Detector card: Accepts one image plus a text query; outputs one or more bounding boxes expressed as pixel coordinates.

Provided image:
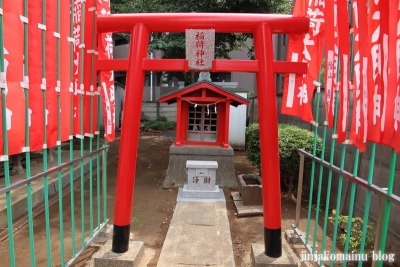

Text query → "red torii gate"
[96,13,309,258]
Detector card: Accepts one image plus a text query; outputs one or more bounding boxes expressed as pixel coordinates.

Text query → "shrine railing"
[292,88,399,267]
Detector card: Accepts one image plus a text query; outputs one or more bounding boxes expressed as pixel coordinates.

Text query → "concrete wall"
[255,91,400,259]
[142,102,177,122]
[228,48,256,92]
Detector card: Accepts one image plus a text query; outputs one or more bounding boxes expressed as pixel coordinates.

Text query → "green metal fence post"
[41,1,53,266]
[22,1,37,265]
[312,118,327,251]
[56,0,66,264]
[68,0,76,257]
[103,140,108,223]
[0,1,16,265]
[79,0,87,248]
[357,143,377,267]
[304,83,321,251]
[376,151,397,267]
[97,95,101,229]
[88,0,97,238]
[320,86,340,265]
[330,143,350,267]
[342,149,360,267]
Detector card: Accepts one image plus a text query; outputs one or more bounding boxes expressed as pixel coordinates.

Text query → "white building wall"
[229,92,248,149]
[228,49,256,92]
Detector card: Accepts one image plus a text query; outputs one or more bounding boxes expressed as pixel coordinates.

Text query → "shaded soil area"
[0,132,308,267]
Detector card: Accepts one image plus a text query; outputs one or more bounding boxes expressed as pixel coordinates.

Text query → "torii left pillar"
[111,23,149,252]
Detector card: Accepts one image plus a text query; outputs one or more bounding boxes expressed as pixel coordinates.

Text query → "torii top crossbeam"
[97,13,308,34]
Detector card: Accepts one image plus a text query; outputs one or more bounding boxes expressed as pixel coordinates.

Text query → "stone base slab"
[251,243,300,267]
[231,192,263,217]
[284,230,303,245]
[182,184,222,198]
[94,240,144,267]
[177,187,225,202]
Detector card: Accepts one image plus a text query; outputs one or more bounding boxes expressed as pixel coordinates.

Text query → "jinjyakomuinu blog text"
[300,251,395,263]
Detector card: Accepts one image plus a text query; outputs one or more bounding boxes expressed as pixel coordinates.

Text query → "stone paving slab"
[157,200,235,267]
[231,191,263,217]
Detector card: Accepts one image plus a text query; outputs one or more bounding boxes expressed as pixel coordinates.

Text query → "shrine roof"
[158,81,249,107]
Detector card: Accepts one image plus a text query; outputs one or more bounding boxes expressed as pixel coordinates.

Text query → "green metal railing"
[293,88,399,266]
[0,145,110,266]
[0,1,110,266]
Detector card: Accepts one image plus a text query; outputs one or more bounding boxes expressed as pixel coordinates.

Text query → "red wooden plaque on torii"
[96,13,309,258]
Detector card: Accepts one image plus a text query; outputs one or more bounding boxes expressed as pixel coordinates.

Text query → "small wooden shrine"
[158,81,249,148]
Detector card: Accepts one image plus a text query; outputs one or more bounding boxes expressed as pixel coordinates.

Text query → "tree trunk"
[286,173,295,197]
[191,72,195,84]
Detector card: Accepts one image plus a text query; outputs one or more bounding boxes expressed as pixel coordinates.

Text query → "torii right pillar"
[255,23,284,257]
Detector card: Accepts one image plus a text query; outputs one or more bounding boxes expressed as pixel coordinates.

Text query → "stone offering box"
[186,160,218,190]
[182,160,222,199]
[236,174,262,206]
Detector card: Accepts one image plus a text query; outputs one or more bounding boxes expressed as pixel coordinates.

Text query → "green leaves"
[141,116,176,130]
[329,209,375,256]
[245,123,323,178]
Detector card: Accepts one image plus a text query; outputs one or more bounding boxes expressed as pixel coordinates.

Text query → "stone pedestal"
[94,240,144,267]
[93,224,113,245]
[164,144,237,188]
[251,244,300,267]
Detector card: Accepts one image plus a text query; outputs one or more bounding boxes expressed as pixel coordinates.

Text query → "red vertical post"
[254,23,282,257]
[224,100,231,148]
[112,23,150,253]
[175,98,182,146]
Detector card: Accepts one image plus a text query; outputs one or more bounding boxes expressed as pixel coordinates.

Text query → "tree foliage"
[110,0,293,59]
[245,123,323,196]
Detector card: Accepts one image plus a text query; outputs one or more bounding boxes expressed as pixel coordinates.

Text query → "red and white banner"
[97,0,115,142]
[84,0,98,137]
[60,0,72,142]
[336,0,351,142]
[382,0,400,150]
[46,0,58,148]
[349,0,369,152]
[281,0,325,123]
[394,0,400,152]
[0,0,25,156]
[28,0,45,152]
[73,0,83,137]
[324,0,339,128]
[367,0,387,143]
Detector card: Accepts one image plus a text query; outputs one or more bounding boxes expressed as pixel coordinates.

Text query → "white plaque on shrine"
[185,29,215,71]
